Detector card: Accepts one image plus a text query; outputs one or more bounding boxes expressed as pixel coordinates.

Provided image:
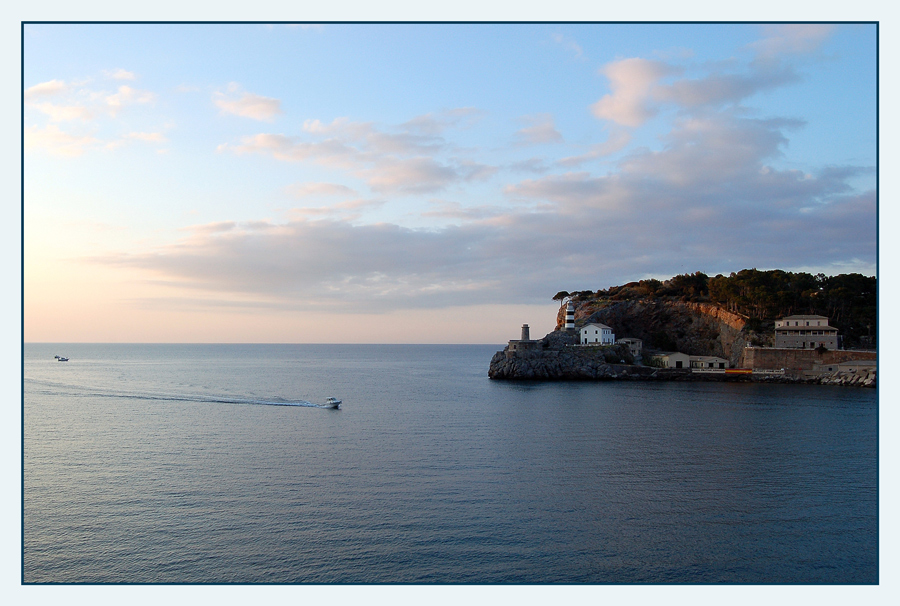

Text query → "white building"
[580,323,615,345]
[650,352,691,369]
[774,315,839,349]
[689,355,729,370]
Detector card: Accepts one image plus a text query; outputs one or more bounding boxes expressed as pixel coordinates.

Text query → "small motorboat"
[322,397,341,409]
[54,355,69,362]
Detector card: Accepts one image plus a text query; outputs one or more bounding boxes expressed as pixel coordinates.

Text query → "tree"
[553,291,571,308]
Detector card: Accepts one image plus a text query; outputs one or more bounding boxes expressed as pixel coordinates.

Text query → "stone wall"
[740,347,877,372]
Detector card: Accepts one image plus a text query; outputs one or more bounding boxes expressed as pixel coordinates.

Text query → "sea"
[23,343,878,584]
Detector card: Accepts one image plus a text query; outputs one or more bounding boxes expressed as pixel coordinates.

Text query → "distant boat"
[54,355,69,362]
[322,397,341,409]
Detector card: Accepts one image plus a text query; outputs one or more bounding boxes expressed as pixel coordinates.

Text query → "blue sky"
[23,22,877,343]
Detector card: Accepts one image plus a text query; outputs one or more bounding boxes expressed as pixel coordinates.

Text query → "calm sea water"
[23,343,877,584]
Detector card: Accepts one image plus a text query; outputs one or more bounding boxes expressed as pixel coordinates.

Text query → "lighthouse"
[565,301,575,330]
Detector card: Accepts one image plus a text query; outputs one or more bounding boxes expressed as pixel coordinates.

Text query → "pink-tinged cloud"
[222,116,495,195]
[105,85,155,112]
[91,108,874,314]
[24,79,68,101]
[33,103,93,122]
[24,124,99,157]
[591,58,679,127]
[362,157,458,194]
[214,90,283,121]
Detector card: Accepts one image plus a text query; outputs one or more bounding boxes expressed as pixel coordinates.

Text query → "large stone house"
[774,315,839,349]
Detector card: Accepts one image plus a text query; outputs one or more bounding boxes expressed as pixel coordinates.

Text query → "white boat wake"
[25,378,338,409]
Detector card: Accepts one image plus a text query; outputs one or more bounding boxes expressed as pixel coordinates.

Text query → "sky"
[23,22,877,343]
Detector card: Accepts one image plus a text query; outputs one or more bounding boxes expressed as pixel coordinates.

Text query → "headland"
[489,270,876,387]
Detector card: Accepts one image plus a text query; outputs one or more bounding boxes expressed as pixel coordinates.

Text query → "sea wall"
[489,334,876,387]
[740,347,877,372]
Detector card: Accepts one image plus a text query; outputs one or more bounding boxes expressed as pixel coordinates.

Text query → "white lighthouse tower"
[565,301,575,330]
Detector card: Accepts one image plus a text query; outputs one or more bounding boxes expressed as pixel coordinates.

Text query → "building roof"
[779,314,829,320]
[580,323,612,330]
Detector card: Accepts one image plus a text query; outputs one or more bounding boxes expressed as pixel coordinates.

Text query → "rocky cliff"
[488,341,637,380]
[556,299,753,368]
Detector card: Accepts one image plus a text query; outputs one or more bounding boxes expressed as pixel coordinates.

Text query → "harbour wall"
[740,347,877,373]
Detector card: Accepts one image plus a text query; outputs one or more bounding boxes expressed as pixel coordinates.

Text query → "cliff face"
[556,299,751,367]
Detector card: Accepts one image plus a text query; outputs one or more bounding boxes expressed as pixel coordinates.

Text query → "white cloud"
[32,103,92,122]
[105,85,155,112]
[24,124,99,157]
[213,85,283,121]
[104,68,136,80]
[25,79,68,101]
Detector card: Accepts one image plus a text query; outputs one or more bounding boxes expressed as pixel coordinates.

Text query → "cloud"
[25,79,68,101]
[104,68,136,80]
[362,156,459,194]
[749,24,836,59]
[285,182,358,199]
[213,84,283,121]
[591,50,816,131]
[302,117,445,155]
[551,32,584,59]
[655,65,800,109]
[591,58,679,127]
[32,103,93,122]
[286,198,387,222]
[513,114,564,146]
[95,109,873,314]
[105,85,155,113]
[25,124,99,156]
[222,112,496,195]
[557,129,632,166]
[401,107,484,136]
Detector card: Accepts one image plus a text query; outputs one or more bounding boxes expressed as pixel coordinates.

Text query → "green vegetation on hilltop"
[557,269,876,349]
